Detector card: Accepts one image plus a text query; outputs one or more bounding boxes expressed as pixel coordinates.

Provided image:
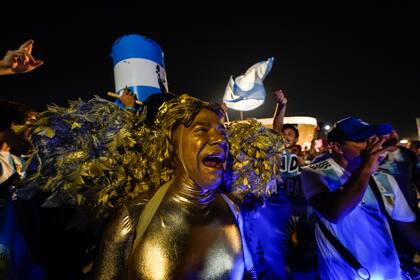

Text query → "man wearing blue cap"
[301,117,420,280]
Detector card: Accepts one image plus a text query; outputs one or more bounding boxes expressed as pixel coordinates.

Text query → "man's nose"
[210,130,227,147]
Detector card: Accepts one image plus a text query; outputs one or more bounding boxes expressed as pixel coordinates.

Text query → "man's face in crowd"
[172,108,228,190]
[0,142,10,152]
[340,140,368,165]
[283,128,298,147]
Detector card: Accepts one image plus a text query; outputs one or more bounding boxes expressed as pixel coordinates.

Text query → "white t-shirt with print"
[302,158,416,280]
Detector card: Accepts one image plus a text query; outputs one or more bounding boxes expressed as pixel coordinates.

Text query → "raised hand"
[361,136,393,174]
[273,89,287,105]
[0,40,44,75]
[119,88,136,109]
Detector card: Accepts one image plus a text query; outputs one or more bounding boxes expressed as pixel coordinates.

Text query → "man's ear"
[170,124,182,170]
[329,142,343,154]
[170,149,178,169]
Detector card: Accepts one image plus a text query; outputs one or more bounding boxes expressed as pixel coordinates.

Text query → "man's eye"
[195,127,208,132]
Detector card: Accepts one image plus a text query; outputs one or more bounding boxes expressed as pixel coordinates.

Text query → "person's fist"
[120,90,136,108]
[273,89,287,105]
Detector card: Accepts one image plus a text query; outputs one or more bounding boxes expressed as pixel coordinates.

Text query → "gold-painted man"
[92,95,255,280]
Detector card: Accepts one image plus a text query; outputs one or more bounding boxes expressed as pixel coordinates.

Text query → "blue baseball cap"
[327,117,393,142]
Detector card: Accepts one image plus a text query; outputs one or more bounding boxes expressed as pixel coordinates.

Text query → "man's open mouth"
[203,153,226,169]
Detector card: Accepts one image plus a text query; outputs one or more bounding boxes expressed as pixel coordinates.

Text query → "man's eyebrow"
[192,122,225,131]
[192,122,211,127]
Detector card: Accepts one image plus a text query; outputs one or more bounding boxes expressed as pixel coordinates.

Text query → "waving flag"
[223,57,274,111]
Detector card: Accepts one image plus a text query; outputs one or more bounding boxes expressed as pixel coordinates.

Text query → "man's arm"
[303,166,372,223]
[272,89,287,133]
[305,126,320,162]
[303,137,390,223]
[91,205,135,280]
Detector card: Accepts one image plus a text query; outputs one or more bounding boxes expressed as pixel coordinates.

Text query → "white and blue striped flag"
[111,34,168,102]
[223,57,274,111]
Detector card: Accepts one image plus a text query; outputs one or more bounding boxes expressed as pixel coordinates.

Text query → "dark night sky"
[2,4,419,138]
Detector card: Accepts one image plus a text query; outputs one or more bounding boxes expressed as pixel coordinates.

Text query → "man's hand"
[273,89,287,105]
[0,40,44,75]
[221,102,228,113]
[361,136,393,174]
[120,90,136,109]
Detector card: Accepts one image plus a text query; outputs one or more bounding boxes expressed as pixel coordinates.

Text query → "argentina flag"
[223,57,274,111]
[111,34,168,102]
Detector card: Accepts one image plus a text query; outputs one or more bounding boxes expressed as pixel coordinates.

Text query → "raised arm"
[272,89,287,133]
[305,126,320,162]
[302,137,389,223]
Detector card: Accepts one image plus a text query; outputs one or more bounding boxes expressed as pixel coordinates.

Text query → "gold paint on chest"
[128,196,244,280]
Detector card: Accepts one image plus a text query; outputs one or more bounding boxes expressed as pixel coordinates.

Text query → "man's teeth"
[206,155,224,162]
[203,155,225,168]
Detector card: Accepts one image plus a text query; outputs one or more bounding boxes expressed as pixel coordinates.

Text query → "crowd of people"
[1,39,419,280]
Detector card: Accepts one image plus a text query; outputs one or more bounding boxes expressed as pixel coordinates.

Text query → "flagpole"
[225,111,230,123]
[221,102,230,123]
[272,103,279,119]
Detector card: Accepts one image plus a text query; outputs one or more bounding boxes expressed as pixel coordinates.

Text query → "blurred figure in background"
[0,40,44,279]
[379,130,420,276]
[410,140,420,157]
[380,130,419,213]
[243,89,318,279]
[0,100,35,158]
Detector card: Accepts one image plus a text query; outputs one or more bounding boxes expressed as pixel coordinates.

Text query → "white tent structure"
[232,116,318,151]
